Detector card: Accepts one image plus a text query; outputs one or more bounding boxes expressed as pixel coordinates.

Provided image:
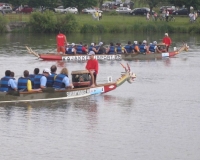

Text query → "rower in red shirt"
[86,51,99,87]
[162,33,172,52]
[56,31,67,54]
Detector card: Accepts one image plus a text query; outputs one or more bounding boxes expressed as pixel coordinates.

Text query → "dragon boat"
[0,64,136,104]
[26,43,189,61]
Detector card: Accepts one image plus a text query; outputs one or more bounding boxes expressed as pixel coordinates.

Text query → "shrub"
[29,11,57,33]
[188,25,200,33]
[80,24,96,33]
[142,24,157,33]
[56,14,78,33]
[108,11,119,16]
[130,23,143,32]
[96,24,106,33]
[109,26,123,33]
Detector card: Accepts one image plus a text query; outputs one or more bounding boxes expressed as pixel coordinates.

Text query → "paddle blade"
[127,63,130,71]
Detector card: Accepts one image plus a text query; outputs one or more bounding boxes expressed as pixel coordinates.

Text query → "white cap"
[43,68,51,75]
[99,42,103,46]
[91,43,94,46]
[134,41,137,44]
[143,40,147,44]
[153,41,157,45]
[71,43,75,47]
[88,51,95,56]
[165,33,168,36]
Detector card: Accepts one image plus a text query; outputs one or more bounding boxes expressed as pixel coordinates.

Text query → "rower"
[53,68,73,90]
[34,68,51,89]
[0,70,17,92]
[18,70,41,92]
[46,65,57,87]
[29,68,39,87]
[106,42,116,54]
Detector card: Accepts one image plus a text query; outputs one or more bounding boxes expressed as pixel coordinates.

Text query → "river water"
[0,33,200,160]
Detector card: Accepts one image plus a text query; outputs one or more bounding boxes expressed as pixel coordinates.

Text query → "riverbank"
[2,13,200,33]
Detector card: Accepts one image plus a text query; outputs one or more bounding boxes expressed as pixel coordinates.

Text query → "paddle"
[26,46,40,58]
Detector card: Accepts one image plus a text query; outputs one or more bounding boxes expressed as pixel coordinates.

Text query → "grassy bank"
[77,14,200,33]
[3,12,200,34]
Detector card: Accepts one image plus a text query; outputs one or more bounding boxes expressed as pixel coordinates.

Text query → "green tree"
[30,11,57,33]
[99,0,104,10]
[140,0,160,13]
[28,0,58,8]
[5,0,29,6]
[168,0,200,11]
[61,0,98,13]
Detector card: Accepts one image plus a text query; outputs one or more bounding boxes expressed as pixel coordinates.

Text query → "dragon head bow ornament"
[120,63,136,84]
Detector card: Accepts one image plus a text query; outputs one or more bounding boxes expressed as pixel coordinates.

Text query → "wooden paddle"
[26,46,40,58]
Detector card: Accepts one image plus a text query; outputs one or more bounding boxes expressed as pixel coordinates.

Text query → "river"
[0,33,200,160]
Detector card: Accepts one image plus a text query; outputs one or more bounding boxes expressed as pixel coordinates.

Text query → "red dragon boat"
[0,64,136,104]
[26,43,189,61]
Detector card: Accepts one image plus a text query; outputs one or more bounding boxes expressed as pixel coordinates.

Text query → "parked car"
[172,8,188,15]
[160,6,175,14]
[42,7,55,12]
[116,7,131,14]
[123,0,134,9]
[102,1,111,7]
[0,6,12,13]
[54,6,66,13]
[65,7,78,14]
[130,7,154,15]
[102,1,114,8]
[82,8,103,14]
[17,6,33,13]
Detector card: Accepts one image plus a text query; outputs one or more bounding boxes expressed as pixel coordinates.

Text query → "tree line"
[1,0,200,13]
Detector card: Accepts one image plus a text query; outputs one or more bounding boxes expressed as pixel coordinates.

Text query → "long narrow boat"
[0,64,136,104]
[26,43,189,61]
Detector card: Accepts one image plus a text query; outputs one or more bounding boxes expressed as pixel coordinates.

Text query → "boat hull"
[0,83,117,103]
[39,51,178,61]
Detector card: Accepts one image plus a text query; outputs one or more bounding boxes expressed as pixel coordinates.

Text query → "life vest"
[125,45,132,53]
[76,45,83,54]
[46,73,57,87]
[67,47,73,54]
[108,46,115,54]
[97,46,104,54]
[88,45,93,52]
[149,44,156,52]
[29,74,35,86]
[53,74,67,89]
[134,45,140,52]
[56,33,65,46]
[139,44,146,53]
[116,46,122,54]
[33,74,43,89]
[17,77,29,91]
[95,45,100,51]
[131,44,135,51]
[0,76,13,92]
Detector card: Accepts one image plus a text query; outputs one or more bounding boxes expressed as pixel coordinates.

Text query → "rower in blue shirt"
[0,70,17,92]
